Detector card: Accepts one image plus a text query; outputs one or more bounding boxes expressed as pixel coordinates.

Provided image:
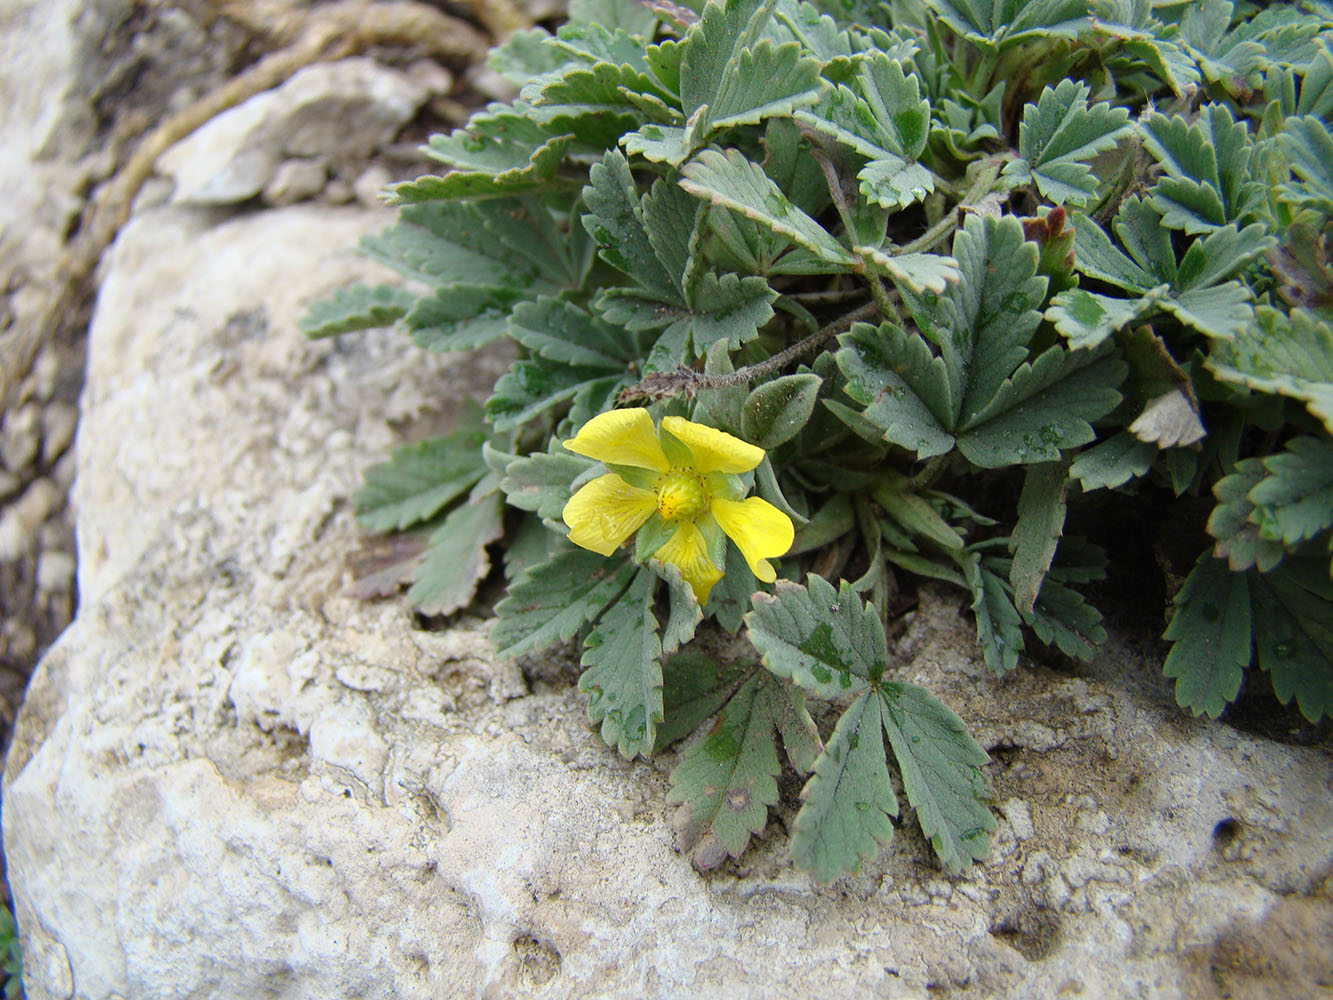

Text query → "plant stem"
[908,453,951,492]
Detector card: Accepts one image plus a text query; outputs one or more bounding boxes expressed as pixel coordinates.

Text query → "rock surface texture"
[4,197,1333,998]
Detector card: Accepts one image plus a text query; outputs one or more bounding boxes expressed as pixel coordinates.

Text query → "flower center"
[656,468,708,522]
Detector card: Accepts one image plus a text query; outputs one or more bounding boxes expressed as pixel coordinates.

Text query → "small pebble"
[0,477,60,561]
[1,402,41,472]
[36,550,76,594]
[263,158,328,207]
[29,350,61,404]
[0,469,19,501]
[2,621,36,662]
[42,402,78,465]
[406,59,453,96]
[353,164,391,208]
[323,179,354,204]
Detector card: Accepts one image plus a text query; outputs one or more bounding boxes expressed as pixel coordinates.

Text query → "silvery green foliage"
[307,0,1333,881]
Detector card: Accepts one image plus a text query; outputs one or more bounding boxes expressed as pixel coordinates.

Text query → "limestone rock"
[5,201,1333,1000]
[157,58,428,206]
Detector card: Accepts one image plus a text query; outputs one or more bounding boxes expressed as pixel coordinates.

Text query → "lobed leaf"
[1004,79,1132,205]
[408,493,505,616]
[1163,554,1252,718]
[300,284,415,338]
[580,568,665,758]
[1207,306,1333,434]
[492,549,637,659]
[354,409,489,532]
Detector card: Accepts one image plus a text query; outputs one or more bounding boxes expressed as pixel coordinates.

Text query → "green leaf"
[679,148,858,269]
[1046,287,1164,350]
[403,285,522,353]
[395,104,575,201]
[956,344,1127,468]
[668,671,817,868]
[1248,437,1333,547]
[568,0,659,36]
[795,53,935,210]
[361,200,574,291]
[905,214,1048,425]
[510,296,639,368]
[1024,575,1107,660]
[300,284,415,338]
[746,575,886,699]
[1163,554,1252,718]
[354,408,489,532]
[408,493,505,616]
[487,356,631,432]
[581,150,682,299]
[579,568,664,758]
[683,272,778,354]
[870,473,966,552]
[837,322,955,459]
[1207,306,1333,435]
[492,549,637,659]
[1010,461,1068,615]
[499,445,595,523]
[1279,115,1333,216]
[855,247,961,296]
[742,373,822,449]
[679,0,822,140]
[655,652,753,751]
[880,682,994,872]
[791,690,897,882]
[961,552,1024,674]
[1252,561,1333,722]
[922,0,1089,50]
[1140,104,1263,232]
[1070,431,1157,491]
[1003,79,1133,205]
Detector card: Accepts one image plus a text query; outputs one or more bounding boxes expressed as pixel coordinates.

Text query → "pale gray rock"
[0,402,40,471]
[262,158,328,207]
[158,58,428,205]
[5,201,1333,1000]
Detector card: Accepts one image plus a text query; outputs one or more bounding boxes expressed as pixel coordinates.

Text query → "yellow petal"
[710,496,794,583]
[660,416,764,474]
[563,474,657,556]
[564,408,669,472]
[654,521,724,604]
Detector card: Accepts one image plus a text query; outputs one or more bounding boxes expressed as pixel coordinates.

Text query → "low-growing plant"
[305,0,1333,880]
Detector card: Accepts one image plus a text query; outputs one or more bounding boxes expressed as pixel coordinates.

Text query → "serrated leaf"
[360,200,573,291]
[956,345,1127,468]
[855,247,961,295]
[499,446,596,522]
[742,373,822,449]
[870,473,966,552]
[923,0,1089,50]
[1163,554,1252,718]
[300,284,415,338]
[1070,431,1156,490]
[1026,577,1107,659]
[579,568,664,758]
[582,149,681,299]
[1248,437,1333,547]
[1010,461,1068,615]
[487,356,631,432]
[668,671,814,867]
[655,652,753,750]
[1046,287,1164,349]
[492,549,637,659]
[795,53,934,211]
[746,575,887,699]
[1251,560,1333,722]
[408,493,505,616]
[1140,104,1263,232]
[961,553,1024,674]
[790,690,897,882]
[403,285,522,352]
[1003,79,1132,205]
[684,271,778,354]
[510,296,639,368]
[706,40,824,134]
[569,0,659,35]
[1207,306,1333,434]
[880,682,994,872]
[905,214,1048,424]
[355,409,489,532]
[837,321,956,459]
[679,148,859,268]
[1279,115,1333,216]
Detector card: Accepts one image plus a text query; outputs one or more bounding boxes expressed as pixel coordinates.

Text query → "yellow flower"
[561,408,795,604]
